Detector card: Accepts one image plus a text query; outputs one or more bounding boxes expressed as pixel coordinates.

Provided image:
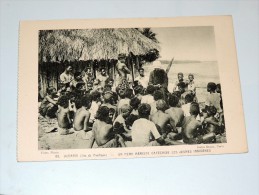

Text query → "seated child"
[202,106,221,143]
[182,102,215,144]
[73,94,92,138]
[89,91,101,124]
[101,92,117,122]
[117,88,133,115]
[150,100,175,135]
[182,93,194,117]
[130,97,141,116]
[131,103,165,147]
[56,95,73,135]
[150,90,164,115]
[165,94,184,133]
[113,104,132,138]
[90,106,125,148]
[133,85,144,101]
[39,87,58,119]
[205,82,222,114]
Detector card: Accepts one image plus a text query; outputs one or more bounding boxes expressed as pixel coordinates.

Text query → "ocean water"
[142,61,220,103]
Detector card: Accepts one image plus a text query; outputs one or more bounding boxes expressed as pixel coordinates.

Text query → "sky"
[152,26,217,61]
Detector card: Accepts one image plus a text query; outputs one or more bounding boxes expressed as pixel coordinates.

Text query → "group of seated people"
[39,68,225,148]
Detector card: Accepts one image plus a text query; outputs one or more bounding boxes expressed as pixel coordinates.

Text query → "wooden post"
[127,53,134,83]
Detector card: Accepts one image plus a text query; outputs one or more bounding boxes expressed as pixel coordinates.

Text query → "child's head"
[103,85,112,93]
[134,85,144,95]
[185,94,194,104]
[216,83,221,93]
[121,104,132,118]
[188,73,194,81]
[95,106,110,122]
[146,85,155,95]
[75,82,85,91]
[189,102,200,116]
[125,114,139,129]
[91,91,101,102]
[207,106,217,117]
[47,87,57,96]
[138,103,151,118]
[156,99,167,112]
[207,82,217,92]
[107,78,114,86]
[125,88,133,99]
[86,82,93,91]
[153,90,163,101]
[130,97,141,110]
[74,72,81,81]
[57,95,69,108]
[118,89,126,99]
[138,68,144,77]
[168,94,179,107]
[172,91,181,99]
[74,96,83,109]
[178,72,184,82]
[118,53,126,63]
[81,94,92,109]
[103,91,114,104]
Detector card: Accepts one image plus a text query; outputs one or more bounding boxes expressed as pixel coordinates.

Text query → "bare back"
[92,120,113,146]
[150,111,171,134]
[165,107,184,127]
[182,116,201,139]
[73,107,90,131]
[205,116,219,133]
[57,107,71,128]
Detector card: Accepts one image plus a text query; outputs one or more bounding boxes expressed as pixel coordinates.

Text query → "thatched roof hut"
[39,28,160,63]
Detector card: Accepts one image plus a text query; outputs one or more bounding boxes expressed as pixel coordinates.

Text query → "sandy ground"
[38,115,93,150]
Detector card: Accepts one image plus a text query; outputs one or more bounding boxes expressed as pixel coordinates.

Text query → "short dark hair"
[207,106,217,116]
[125,88,133,99]
[74,96,83,109]
[130,97,141,110]
[185,94,194,103]
[95,106,110,122]
[46,87,56,95]
[81,94,92,108]
[57,95,69,108]
[134,85,144,95]
[125,114,139,127]
[91,91,101,101]
[118,89,126,99]
[153,90,163,101]
[207,82,217,91]
[168,94,179,107]
[172,91,181,99]
[138,103,151,118]
[138,68,144,72]
[190,102,200,116]
[146,85,155,95]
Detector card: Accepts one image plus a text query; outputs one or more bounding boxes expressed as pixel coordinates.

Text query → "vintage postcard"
[18,16,248,161]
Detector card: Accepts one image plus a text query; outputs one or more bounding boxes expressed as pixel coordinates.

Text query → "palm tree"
[140,28,159,43]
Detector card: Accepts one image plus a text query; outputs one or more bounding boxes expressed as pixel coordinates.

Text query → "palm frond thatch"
[39,28,160,63]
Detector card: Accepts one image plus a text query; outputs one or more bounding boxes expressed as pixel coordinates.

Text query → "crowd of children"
[39,68,225,148]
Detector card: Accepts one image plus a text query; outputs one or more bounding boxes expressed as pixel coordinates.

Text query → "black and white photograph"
[38,26,227,150]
